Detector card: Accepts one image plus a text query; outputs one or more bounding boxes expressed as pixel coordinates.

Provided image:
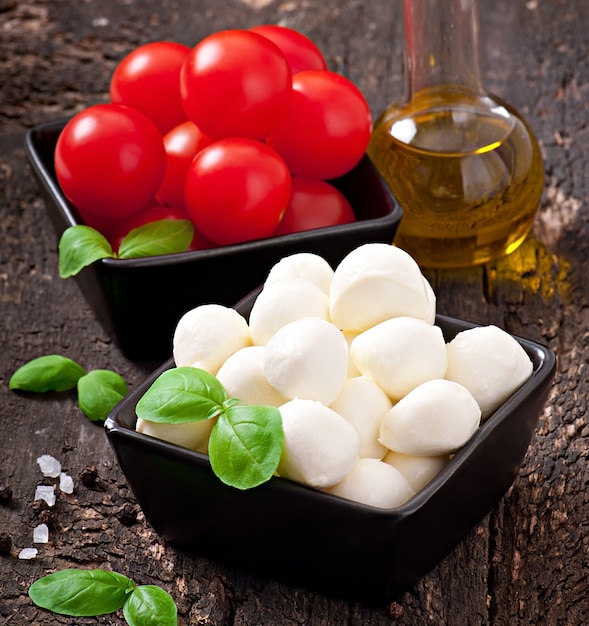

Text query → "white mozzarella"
[379,379,481,456]
[278,398,360,488]
[173,304,251,374]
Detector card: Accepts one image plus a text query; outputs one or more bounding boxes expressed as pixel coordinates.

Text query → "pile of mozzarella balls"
[136,243,534,508]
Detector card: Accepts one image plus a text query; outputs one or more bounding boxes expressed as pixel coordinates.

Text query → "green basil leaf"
[28,568,133,616]
[123,585,178,626]
[58,225,115,278]
[77,369,129,422]
[118,219,194,259]
[209,404,284,490]
[136,367,226,424]
[9,355,86,392]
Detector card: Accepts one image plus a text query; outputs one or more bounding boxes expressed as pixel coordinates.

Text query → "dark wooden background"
[1,0,588,624]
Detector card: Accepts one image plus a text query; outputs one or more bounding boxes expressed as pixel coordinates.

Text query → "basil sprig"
[117,219,194,259]
[77,369,129,422]
[8,355,85,392]
[123,584,178,626]
[29,568,177,625]
[136,367,227,423]
[58,225,114,278]
[59,219,195,278]
[136,367,284,490]
[9,355,127,422]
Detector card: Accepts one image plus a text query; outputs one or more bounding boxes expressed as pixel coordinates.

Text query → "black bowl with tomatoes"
[25,118,402,361]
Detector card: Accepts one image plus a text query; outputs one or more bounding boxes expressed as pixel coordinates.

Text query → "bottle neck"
[404,0,483,99]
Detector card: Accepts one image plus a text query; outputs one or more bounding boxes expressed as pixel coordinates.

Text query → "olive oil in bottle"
[368,0,544,268]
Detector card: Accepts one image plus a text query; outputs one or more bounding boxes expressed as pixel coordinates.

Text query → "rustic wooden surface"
[1,0,588,624]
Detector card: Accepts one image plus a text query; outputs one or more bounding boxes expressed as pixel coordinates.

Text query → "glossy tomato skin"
[274,177,356,235]
[180,29,292,140]
[266,70,372,180]
[249,24,328,74]
[108,204,215,253]
[75,210,122,240]
[55,104,167,220]
[156,121,215,210]
[110,41,191,135]
[184,138,291,246]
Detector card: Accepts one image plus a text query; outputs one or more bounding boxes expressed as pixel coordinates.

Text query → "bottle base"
[393,220,535,269]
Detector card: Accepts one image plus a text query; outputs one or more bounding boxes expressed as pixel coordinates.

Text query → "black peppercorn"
[0,533,11,555]
[79,466,98,487]
[116,503,138,526]
[388,602,404,619]
[31,498,50,515]
[38,509,55,527]
[0,484,12,505]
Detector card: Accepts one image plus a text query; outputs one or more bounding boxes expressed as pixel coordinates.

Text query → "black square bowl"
[25,118,402,361]
[104,291,556,603]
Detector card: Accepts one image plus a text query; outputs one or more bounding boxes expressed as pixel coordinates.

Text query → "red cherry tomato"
[180,29,292,140]
[55,104,167,220]
[184,138,291,245]
[266,70,372,180]
[249,24,328,74]
[274,177,356,235]
[156,121,215,210]
[75,210,122,240]
[76,193,161,239]
[110,41,191,135]
[108,204,215,253]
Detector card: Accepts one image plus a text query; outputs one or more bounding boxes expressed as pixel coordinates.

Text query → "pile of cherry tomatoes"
[54,26,373,250]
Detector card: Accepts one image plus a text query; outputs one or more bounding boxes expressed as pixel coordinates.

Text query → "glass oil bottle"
[367,0,544,268]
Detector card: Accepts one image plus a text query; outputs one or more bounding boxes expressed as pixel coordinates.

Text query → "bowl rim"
[104,312,556,516]
[24,118,404,270]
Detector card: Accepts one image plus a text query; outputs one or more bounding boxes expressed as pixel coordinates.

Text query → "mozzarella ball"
[445,325,534,420]
[264,252,334,294]
[383,450,449,492]
[248,278,329,346]
[330,376,391,459]
[216,346,287,407]
[350,317,447,399]
[324,458,415,508]
[329,243,434,332]
[379,379,481,456]
[278,398,360,488]
[264,317,348,406]
[173,304,251,374]
[136,417,214,454]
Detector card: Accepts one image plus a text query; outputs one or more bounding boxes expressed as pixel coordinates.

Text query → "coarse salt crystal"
[18,548,38,560]
[33,523,49,544]
[37,454,62,478]
[59,472,74,494]
[34,485,56,507]
[92,16,109,27]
